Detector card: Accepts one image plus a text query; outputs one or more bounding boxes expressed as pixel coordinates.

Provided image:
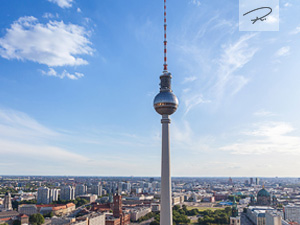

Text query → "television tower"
[153,0,178,225]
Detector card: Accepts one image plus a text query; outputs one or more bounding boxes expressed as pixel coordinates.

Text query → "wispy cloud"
[284,2,292,7]
[172,120,214,152]
[181,92,211,115]
[0,16,93,67]
[182,76,197,84]
[41,68,84,80]
[275,46,290,57]
[253,110,275,117]
[214,33,258,98]
[0,108,89,164]
[290,26,300,35]
[48,0,73,8]
[220,121,300,155]
[0,107,162,175]
[189,0,201,7]
[42,13,59,19]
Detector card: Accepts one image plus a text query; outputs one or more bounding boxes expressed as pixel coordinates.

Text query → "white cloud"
[265,15,279,24]
[290,26,300,35]
[215,34,258,98]
[183,76,197,83]
[284,2,292,7]
[275,46,290,57]
[41,68,84,80]
[42,13,59,19]
[77,8,81,13]
[182,92,211,115]
[0,108,58,139]
[190,0,201,7]
[254,110,275,117]
[171,120,214,152]
[220,121,300,155]
[0,16,93,67]
[0,108,89,163]
[48,0,73,8]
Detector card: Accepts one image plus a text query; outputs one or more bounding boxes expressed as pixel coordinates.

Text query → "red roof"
[0,218,12,221]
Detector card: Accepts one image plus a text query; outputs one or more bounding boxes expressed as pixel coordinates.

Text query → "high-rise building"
[153,1,178,225]
[91,184,102,196]
[37,187,50,204]
[75,184,87,197]
[50,189,59,202]
[256,178,260,185]
[37,187,58,204]
[284,205,300,224]
[265,210,282,225]
[60,186,75,201]
[250,178,254,185]
[3,192,12,210]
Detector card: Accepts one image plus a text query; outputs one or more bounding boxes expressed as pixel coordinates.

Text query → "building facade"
[3,192,12,210]
[91,184,102,196]
[50,189,59,202]
[130,207,152,222]
[60,186,75,201]
[284,205,300,224]
[265,210,282,225]
[18,204,37,216]
[37,187,50,204]
[76,184,87,197]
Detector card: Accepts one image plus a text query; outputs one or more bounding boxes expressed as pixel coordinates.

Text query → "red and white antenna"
[163,0,168,72]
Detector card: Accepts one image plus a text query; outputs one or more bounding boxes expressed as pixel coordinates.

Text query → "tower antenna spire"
[163,0,168,71]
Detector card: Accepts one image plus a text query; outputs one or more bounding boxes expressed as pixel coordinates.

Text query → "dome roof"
[257,188,270,197]
[153,91,178,115]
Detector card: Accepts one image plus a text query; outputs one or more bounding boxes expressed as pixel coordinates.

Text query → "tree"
[44,211,54,218]
[75,198,89,207]
[149,221,159,225]
[182,204,187,213]
[29,213,45,225]
[13,220,21,225]
[173,205,180,211]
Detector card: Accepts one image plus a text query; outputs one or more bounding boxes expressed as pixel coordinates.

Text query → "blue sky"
[0,0,300,177]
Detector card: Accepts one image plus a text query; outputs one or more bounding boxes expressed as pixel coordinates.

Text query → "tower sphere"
[154,91,178,115]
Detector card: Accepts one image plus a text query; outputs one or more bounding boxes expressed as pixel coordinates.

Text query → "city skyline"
[1,0,300,177]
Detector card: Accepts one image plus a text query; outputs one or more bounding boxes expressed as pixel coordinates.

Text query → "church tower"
[230,196,240,225]
[113,193,122,218]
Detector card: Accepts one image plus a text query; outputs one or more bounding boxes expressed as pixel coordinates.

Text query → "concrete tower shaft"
[153,1,178,225]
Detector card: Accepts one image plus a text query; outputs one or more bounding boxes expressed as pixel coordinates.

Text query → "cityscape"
[1,176,300,225]
[1,0,300,225]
